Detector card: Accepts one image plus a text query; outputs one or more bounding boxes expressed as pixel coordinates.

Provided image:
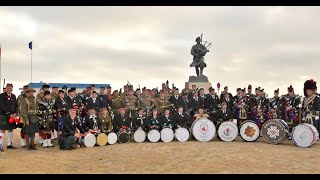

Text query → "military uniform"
[38,98,55,147]
[111,95,125,113]
[255,96,270,128]
[269,96,285,119]
[132,114,148,132]
[139,94,155,116]
[125,95,140,117]
[159,115,175,129]
[59,116,85,150]
[98,114,113,132]
[51,92,58,101]
[112,113,131,133]
[155,96,170,115]
[302,94,320,131]
[54,97,68,132]
[0,92,18,131]
[20,93,39,150]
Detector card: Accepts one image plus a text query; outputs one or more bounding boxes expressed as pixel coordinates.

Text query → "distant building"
[27,82,110,95]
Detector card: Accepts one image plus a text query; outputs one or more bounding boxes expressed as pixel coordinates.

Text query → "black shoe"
[7,144,17,149]
[21,145,26,148]
[0,145,4,152]
[31,145,37,150]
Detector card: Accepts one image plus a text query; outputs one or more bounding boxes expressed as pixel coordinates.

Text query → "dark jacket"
[216,109,233,122]
[61,116,85,137]
[173,112,192,128]
[112,113,131,132]
[169,95,185,110]
[132,115,148,131]
[159,115,175,129]
[82,115,101,132]
[0,92,18,117]
[86,97,101,112]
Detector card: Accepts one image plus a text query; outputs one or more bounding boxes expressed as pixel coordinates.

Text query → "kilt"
[39,118,55,132]
[24,122,39,135]
[59,135,74,150]
[0,115,17,131]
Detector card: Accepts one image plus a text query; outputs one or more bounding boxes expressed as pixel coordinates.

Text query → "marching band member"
[198,88,206,110]
[216,102,233,123]
[82,107,101,134]
[282,85,300,139]
[20,88,38,151]
[233,88,242,103]
[193,107,210,120]
[98,87,110,111]
[302,79,320,132]
[221,91,233,111]
[139,87,155,116]
[112,106,131,133]
[65,88,77,110]
[155,90,170,115]
[17,85,29,147]
[86,91,100,113]
[233,88,250,126]
[220,86,233,100]
[98,107,113,133]
[0,83,18,151]
[188,85,197,100]
[36,84,50,102]
[269,89,284,119]
[174,105,192,129]
[205,87,220,121]
[132,108,148,132]
[189,91,200,117]
[169,88,185,114]
[111,90,125,114]
[181,82,190,99]
[38,91,55,148]
[247,85,253,97]
[255,89,269,128]
[160,108,175,129]
[59,108,86,150]
[147,109,161,131]
[54,90,68,134]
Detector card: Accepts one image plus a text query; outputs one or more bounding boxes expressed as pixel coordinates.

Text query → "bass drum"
[96,133,108,146]
[239,120,260,142]
[160,128,174,143]
[302,123,319,143]
[147,129,161,143]
[191,118,215,142]
[83,134,96,148]
[117,131,130,144]
[106,132,117,145]
[292,124,318,148]
[175,128,190,142]
[261,119,287,144]
[217,121,238,142]
[133,128,146,143]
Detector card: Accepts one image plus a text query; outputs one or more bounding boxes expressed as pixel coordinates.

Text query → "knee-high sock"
[0,132,4,146]
[8,131,13,146]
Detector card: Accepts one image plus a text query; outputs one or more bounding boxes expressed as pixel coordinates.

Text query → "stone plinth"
[187,75,212,94]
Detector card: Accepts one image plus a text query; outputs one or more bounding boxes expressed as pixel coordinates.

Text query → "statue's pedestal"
[187,75,212,94]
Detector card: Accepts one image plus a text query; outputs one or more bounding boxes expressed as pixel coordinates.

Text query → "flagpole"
[0,43,2,90]
[31,48,32,83]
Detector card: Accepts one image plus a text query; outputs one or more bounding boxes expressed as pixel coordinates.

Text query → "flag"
[28,41,32,50]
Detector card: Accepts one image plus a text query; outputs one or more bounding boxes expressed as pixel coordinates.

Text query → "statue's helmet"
[195,37,201,42]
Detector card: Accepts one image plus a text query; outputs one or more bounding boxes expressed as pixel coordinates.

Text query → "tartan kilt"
[24,122,39,135]
[0,115,17,131]
[59,135,74,150]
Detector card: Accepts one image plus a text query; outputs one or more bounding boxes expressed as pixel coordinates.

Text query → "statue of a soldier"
[190,36,210,76]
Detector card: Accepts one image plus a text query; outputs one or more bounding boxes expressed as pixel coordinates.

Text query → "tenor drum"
[292,124,318,148]
[191,118,215,142]
[175,128,190,142]
[160,128,174,143]
[239,120,260,142]
[107,132,117,145]
[83,134,96,147]
[261,119,287,144]
[96,133,108,146]
[217,121,238,142]
[147,129,160,143]
[117,131,130,144]
[133,128,146,143]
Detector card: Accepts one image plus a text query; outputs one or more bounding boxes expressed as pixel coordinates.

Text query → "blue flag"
[28,41,32,50]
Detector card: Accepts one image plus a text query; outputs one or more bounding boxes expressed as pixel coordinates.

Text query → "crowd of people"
[0,79,319,151]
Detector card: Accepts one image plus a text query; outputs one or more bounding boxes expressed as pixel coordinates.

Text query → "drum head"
[261,119,287,144]
[107,132,118,145]
[302,123,319,144]
[175,128,190,142]
[160,128,174,143]
[191,118,215,142]
[292,124,315,148]
[147,129,160,143]
[240,120,260,142]
[96,133,108,146]
[134,129,146,143]
[218,121,238,142]
[118,132,130,144]
[84,134,96,148]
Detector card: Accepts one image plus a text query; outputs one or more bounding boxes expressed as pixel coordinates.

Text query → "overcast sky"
[0,6,319,96]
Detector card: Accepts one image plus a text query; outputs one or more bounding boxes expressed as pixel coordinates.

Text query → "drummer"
[160,108,175,129]
[174,105,192,129]
[112,106,132,133]
[98,107,113,133]
[147,108,161,131]
[82,107,101,134]
[193,107,210,121]
[132,108,148,132]
[216,102,233,123]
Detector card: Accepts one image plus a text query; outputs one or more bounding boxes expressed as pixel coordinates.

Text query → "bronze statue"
[190,34,211,76]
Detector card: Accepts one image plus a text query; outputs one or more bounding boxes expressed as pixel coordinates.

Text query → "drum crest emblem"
[200,124,208,134]
[223,128,231,136]
[267,126,279,138]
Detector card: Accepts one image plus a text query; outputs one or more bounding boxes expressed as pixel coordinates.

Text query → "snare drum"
[160,128,174,143]
[292,123,318,148]
[147,129,160,143]
[217,121,238,142]
[133,128,146,143]
[261,119,287,144]
[83,134,96,147]
[106,132,117,145]
[175,128,190,142]
[117,131,130,144]
[191,118,215,142]
[95,133,108,146]
[239,120,260,142]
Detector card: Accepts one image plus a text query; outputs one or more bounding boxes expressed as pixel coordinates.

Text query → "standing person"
[221,92,233,111]
[125,88,140,118]
[38,91,55,148]
[181,82,190,99]
[36,84,50,102]
[51,86,59,101]
[269,89,285,119]
[98,87,109,111]
[156,90,171,115]
[198,88,206,110]
[54,90,68,137]
[220,86,233,101]
[188,91,200,117]
[111,90,125,114]
[86,91,100,113]
[247,85,253,97]
[188,85,197,100]
[17,85,29,147]
[169,88,185,114]
[0,83,18,151]
[20,88,39,150]
[205,87,220,121]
